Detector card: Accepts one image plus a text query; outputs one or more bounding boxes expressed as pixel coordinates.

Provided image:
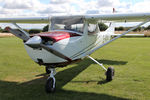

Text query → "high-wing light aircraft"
[0,13,150,93]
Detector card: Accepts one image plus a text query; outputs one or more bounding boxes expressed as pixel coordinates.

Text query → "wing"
[85,13,150,23]
[0,17,49,23]
[0,13,150,23]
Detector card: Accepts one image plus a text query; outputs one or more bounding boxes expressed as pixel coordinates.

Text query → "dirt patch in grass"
[115,31,150,37]
[144,31,150,36]
[3,76,26,82]
[0,33,14,37]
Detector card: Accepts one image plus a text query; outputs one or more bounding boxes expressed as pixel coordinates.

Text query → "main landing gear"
[88,56,115,81]
[106,67,115,81]
[45,68,56,93]
[44,56,115,93]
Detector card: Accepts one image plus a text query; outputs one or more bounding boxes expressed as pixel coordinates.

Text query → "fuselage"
[24,29,112,67]
[24,16,113,67]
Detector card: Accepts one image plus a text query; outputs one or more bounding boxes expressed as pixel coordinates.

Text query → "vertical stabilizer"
[105,22,115,35]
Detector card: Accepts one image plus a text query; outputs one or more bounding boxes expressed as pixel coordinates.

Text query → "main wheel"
[45,66,51,74]
[45,77,56,93]
[106,67,115,81]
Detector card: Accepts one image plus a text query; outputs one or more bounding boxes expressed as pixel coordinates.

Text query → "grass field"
[0,37,150,100]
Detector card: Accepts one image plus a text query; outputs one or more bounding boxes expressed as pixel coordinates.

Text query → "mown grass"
[0,37,150,100]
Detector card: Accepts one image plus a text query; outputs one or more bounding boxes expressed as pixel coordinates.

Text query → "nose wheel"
[45,77,56,93]
[45,66,51,74]
[45,68,56,93]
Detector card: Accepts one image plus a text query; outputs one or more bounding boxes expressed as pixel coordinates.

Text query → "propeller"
[25,36,72,62]
[6,26,72,62]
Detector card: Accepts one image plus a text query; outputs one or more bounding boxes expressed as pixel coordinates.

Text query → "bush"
[145,25,150,30]
[23,29,29,33]
[115,26,124,31]
[98,22,108,31]
[29,29,41,34]
[2,29,9,33]
[133,27,141,32]
[1,26,9,33]
[0,27,3,32]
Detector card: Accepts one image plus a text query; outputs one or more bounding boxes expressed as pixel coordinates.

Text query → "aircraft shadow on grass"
[0,58,128,100]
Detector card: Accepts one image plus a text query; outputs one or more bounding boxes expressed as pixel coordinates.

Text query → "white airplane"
[0,12,150,93]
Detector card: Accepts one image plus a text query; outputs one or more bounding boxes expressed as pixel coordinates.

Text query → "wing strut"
[86,19,150,56]
[88,56,107,71]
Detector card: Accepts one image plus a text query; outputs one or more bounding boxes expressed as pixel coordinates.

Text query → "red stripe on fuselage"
[32,31,81,42]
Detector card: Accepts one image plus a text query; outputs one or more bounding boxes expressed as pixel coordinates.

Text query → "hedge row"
[1,24,150,33]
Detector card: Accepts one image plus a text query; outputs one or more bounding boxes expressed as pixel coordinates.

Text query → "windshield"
[50,17,84,33]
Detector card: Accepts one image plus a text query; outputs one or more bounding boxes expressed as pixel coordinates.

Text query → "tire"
[46,66,51,74]
[106,67,115,81]
[45,77,56,93]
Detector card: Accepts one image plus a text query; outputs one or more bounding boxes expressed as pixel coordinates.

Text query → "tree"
[42,24,61,32]
[98,22,108,31]
[42,25,49,32]
[0,27,3,32]
[115,26,124,31]
[133,27,141,32]
[146,25,150,30]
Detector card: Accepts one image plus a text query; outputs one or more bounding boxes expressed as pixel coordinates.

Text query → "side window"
[88,24,98,34]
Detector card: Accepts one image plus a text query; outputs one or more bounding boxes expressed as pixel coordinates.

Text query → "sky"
[0,0,150,29]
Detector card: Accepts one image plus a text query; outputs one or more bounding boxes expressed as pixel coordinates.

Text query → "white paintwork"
[25,36,42,46]
[0,13,150,23]
[0,13,150,65]
[85,13,150,22]
[0,17,49,23]
[24,22,113,64]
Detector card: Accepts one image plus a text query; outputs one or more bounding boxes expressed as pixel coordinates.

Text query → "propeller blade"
[5,27,30,41]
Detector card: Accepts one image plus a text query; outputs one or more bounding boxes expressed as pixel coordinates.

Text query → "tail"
[105,22,115,35]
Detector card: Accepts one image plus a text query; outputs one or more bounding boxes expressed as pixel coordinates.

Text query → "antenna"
[113,8,116,13]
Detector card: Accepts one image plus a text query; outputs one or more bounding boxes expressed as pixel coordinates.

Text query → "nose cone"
[25,36,42,48]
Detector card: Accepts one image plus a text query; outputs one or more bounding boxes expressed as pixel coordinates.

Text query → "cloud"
[97,0,114,7]
[0,0,149,17]
[131,0,150,12]
[86,10,99,14]
[50,0,71,4]
[2,0,35,9]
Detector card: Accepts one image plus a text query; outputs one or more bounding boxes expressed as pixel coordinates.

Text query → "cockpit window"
[50,17,84,33]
